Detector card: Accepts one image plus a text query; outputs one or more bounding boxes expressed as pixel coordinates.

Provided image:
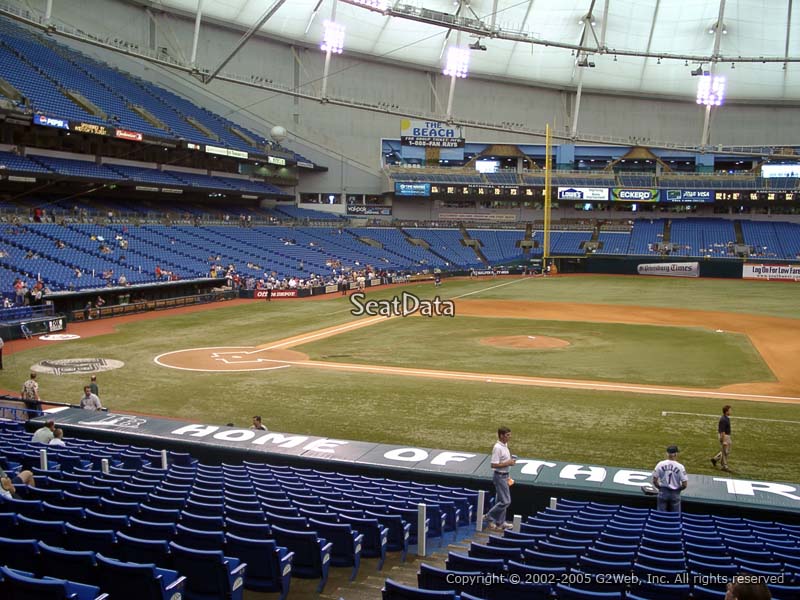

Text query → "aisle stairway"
[316,529,490,600]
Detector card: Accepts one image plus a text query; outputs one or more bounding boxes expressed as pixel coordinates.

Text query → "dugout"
[34,409,800,525]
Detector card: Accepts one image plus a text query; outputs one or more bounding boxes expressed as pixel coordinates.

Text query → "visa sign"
[612,188,659,202]
[33,114,69,130]
[666,189,714,203]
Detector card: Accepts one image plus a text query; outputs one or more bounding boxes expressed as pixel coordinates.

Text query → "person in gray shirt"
[80,386,103,411]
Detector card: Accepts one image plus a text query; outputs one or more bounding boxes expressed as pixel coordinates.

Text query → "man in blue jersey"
[652,445,688,513]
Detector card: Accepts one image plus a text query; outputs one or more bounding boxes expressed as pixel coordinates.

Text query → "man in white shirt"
[652,445,689,513]
[49,428,66,446]
[484,426,516,531]
[80,386,103,411]
[31,419,55,444]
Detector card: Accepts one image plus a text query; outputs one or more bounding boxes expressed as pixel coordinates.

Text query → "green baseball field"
[3,274,799,483]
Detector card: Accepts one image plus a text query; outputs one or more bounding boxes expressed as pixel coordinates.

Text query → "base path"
[155,299,800,403]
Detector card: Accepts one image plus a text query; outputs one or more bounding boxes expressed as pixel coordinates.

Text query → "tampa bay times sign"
[46,410,800,513]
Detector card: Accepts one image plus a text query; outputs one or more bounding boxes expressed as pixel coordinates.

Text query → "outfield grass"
[2,275,799,483]
[298,316,774,387]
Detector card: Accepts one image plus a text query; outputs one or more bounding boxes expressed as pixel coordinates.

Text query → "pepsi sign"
[33,114,70,130]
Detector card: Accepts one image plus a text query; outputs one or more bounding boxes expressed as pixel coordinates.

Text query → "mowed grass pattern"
[299,316,774,387]
[1,275,799,483]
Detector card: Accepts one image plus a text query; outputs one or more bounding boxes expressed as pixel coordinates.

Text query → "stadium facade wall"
[32,0,800,195]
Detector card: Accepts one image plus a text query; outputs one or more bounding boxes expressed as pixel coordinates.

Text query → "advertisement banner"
[71,122,110,136]
[33,114,70,130]
[325,284,340,294]
[114,128,143,142]
[400,119,464,148]
[395,182,431,197]
[637,262,700,277]
[743,264,800,281]
[557,187,610,201]
[665,189,714,203]
[347,205,393,216]
[612,188,660,202]
[438,212,517,222]
[254,289,298,299]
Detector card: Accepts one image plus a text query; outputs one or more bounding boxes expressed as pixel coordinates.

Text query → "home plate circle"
[40,334,81,341]
[154,346,309,372]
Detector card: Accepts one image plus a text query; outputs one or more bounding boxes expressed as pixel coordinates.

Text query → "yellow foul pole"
[543,123,552,265]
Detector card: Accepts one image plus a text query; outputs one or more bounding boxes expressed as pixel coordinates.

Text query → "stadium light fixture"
[321,20,345,54]
[696,74,726,106]
[443,46,470,78]
[352,0,389,9]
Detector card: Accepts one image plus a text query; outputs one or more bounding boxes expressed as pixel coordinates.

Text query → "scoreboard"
[715,191,797,202]
[429,185,542,198]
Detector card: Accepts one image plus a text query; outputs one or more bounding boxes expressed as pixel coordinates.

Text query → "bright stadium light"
[443,46,470,78]
[696,74,726,106]
[321,20,345,55]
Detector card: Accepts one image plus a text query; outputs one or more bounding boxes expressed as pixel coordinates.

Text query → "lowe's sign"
[666,189,714,203]
[557,187,609,201]
[612,188,660,202]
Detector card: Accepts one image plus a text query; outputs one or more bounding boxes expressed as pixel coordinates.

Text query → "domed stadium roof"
[159,0,800,102]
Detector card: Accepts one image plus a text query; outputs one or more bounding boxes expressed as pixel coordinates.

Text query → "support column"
[44,0,53,24]
[190,0,204,69]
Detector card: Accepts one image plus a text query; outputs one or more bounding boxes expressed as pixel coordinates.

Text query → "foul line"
[452,277,529,299]
[197,357,800,402]
[662,411,800,424]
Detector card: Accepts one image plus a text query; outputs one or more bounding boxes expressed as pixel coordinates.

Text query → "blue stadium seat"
[0,565,107,600]
[95,553,186,600]
[383,578,456,599]
[270,525,332,593]
[115,531,173,567]
[63,524,117,556]
[223,533,293,598]
[308,518,363,580]
[445,552,504,575]
[169,541,246,600]
[0,536,40,572]
[338,514,388,570]
[174,524,225,551]
[37,542,98,586]
[366,511,410,561]
[417,563,483,597]
[15,515,66,547]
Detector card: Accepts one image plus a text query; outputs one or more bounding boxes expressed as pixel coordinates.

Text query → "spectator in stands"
[726,579,772,600]
[31,419,55,444]
[49,428,66,447]
[55,239,65,249]
[652,445,688,513]
[75,267,82,278]
[484,426,516,531]
[80,386,103,411]
[0,466,34,499]
[21,372,40,419]
[118,274,127,286]
[250,416,268,431]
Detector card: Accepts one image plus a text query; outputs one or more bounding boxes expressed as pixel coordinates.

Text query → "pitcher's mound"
[481,335,570,350]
